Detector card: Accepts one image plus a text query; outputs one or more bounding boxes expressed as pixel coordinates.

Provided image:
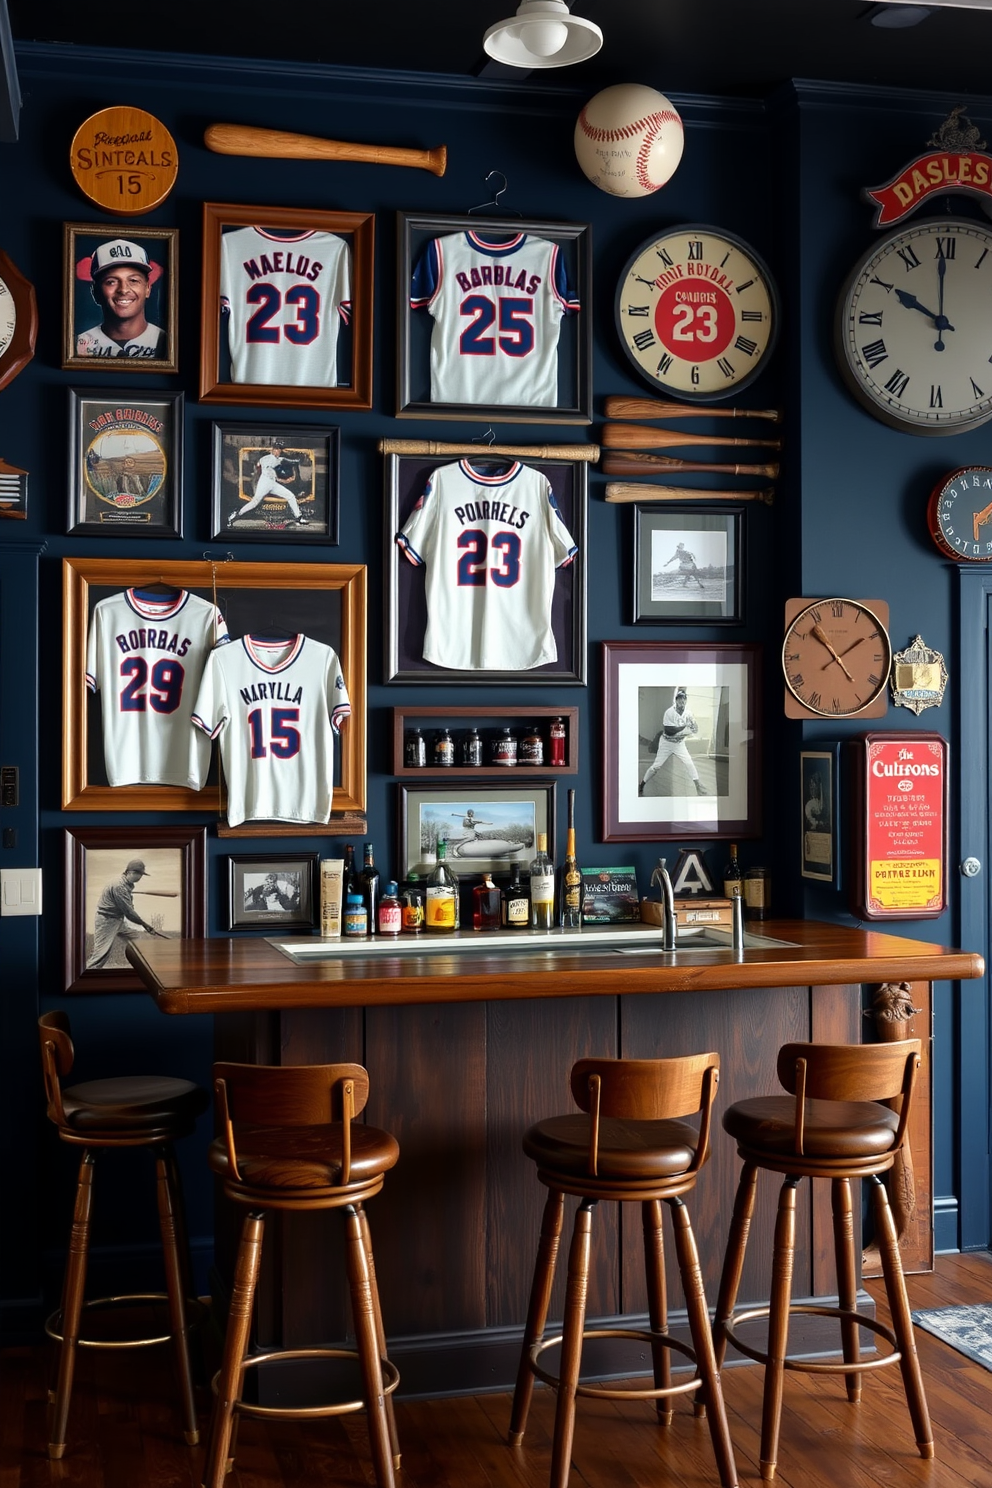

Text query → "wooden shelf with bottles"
[391,705,579,778]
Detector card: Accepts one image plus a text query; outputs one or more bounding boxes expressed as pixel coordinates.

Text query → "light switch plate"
[1,868,42,916]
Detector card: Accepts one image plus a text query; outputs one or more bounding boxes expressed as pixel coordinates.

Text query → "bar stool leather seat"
[723,1096,899,1158]
[208,1121,398,1191]
[524,1114,699,1180]
[60,1075,206,1132]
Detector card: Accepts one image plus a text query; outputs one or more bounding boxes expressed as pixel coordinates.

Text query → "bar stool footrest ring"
[212,1346,400,1420]
[722,1303,902,1375]
[45,1292,208,1349]
[530,1327,702,1402]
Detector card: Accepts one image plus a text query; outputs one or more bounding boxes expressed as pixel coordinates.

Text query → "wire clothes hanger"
[467,170,522,217]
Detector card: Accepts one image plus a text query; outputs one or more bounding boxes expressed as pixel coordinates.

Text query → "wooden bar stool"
[509,1054,738,1488]
[202,1061,401,1488]
[713,1038,932,1481]
[38,1010,208,1459]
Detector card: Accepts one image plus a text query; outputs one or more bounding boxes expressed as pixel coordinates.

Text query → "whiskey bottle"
[501,868,530,929]
[558,789,582,928]
[529,832,555,930]
[360,842,381,934]
[426,839,459,933]
[723,843,743,901]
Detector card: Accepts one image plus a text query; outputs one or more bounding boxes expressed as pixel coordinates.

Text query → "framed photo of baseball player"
[602,641,761,842]
[800,745,840,886]
[226,852,319,931]
[67,389,184,539]
[397,211,593,424]
[62,222,178,374]
[398,780,557,883]
[210,423,340,543]
[200,202,374,411]
[633,505,744,625]
[386,451,587,684]
[64,824,206,994]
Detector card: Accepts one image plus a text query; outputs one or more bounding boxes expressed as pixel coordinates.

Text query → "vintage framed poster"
[63,222,178,373]
[67,389,183,538]
[64,824,206,994]
[226,852,319,931]
[849,732,948,920]
[398,780,557,882]
[385,451,587,684]
[396,211,593,424]
[633,504,744,624]
[200,202,374,410]
[602,641,761,842]
[800,745,840,886]
[211,422,339,543]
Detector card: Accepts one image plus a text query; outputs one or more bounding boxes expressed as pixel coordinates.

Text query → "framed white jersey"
[220,226,351,387]
[191,634,350,827]
[411,231,579,407]
[86,588,230,789]
[396,459,577,671]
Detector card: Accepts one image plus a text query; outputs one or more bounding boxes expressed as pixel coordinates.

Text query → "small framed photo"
[67,388,183,538]
[211,423,339,543]
[227,853,318,930]
[398,780,557,881]
[602,641,761,842]
[63,222,177,373]
[200,202,374,410]
[800,746,840,886]
[386,452,587,684]
[397,211,592,424]
[633,505,744,625]
[64,825,206,993]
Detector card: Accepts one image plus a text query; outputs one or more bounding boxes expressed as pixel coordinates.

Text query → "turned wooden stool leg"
[669,1197,739,1488]
[714,1160,759,1369]
[155,1149,199,1445]
[357,1203,401,1470]
[831,1176,862,1403]
[550,1198,595,1488]
[642,1198,673,1424]
[48,1151,95,1460]
[760,1177,799,1483]
[202,1210,264,1488]
[509,1187,565,1445]
[870,1175,934,1458]
[345,1204,396,1488]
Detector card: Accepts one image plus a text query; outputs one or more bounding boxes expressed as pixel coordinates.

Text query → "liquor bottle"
[549,716,567,767]
[501,867,530,929]
[400,875,424,933]
[360,842,381,933]
[343,843,360,898]
[519,722,544,766]
[425,839,459,933]
[433,728,454,767]
[723,843,744,901]
[378,881,401,936]
[461,727,483,766]
[558,789,582,928]
[472,874,501,931]
[404,727,426,768]
[529,832,555,930]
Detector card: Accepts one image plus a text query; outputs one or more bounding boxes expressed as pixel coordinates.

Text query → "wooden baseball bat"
[134,889,179,897]
[602,424,782,452]
[378,439,600,461]
[602,453,779,478]
[205,123,447,177]
[606,482,775,506]
[605,395,783,423]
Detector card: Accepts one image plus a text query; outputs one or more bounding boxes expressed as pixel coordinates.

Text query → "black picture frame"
[67,388,183,538]
[385,451,587,685]
[800,745,841,886]
[226,852,319,930]
[633,504,744,624]
[398,779,557,882]
[210,422,339,544]
[63,221,178,374]
[397,211,593,424]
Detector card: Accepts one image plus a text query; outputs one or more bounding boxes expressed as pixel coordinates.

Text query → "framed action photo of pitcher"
[210,423,339,543]
[67,388,183,538]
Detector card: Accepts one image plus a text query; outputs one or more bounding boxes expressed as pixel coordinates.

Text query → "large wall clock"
[836,217,992,435]
[782,597,892,719]
[614,224,779,402]
[0,249,38,393]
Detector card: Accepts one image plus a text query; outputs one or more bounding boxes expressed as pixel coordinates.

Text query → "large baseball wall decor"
[574,84,684,198]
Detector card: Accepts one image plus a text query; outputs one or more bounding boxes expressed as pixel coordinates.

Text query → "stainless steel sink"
[613,926,800,955]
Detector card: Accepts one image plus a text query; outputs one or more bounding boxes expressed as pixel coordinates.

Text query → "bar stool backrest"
[213,1061,372,1188]
[775,1039,921,1158]
[38,1011,75,1127]
[570,1054,720,1179]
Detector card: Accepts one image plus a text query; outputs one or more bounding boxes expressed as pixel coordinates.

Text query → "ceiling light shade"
[484,1,603,68]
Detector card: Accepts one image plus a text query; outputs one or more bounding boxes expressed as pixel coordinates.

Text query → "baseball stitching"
[578,107,682,192]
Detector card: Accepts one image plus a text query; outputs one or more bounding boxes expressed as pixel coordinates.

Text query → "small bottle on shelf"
[558,789,582,928]
[519,722,544,766]
[529,833,555,930]
[491,727,517,766]
[343,842,359,897]
[426,840,459,933]
[404,727,427,768]
[378,881,402,936]
[472,874,501,931]
[745,867,770,921]
[723,843,744,901]
[360,843,381,934]
[549,716,567,767]
[433,728,455,767]
[400,875,424,933]
[343,893,368,937]
[501,867,530,930]
[461,727,483,767]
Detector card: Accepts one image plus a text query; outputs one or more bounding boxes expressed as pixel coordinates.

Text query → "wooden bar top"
[127,920,985,1015]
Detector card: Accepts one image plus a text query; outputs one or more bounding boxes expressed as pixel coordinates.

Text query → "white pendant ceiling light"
[483,1,604,68]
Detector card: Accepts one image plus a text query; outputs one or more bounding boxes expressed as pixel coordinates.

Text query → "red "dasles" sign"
[865,151,992,226]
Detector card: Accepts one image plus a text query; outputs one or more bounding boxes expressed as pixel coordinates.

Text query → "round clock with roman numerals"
[836,217,992,435]
[614,224,780,402]
[782,597,892,720]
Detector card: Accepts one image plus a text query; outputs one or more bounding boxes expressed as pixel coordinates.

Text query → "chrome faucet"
[650,858,677,951]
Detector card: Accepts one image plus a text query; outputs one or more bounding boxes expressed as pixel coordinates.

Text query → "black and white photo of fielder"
[86,858,169,969]
[640,686,707,797]
[664,541,705,589]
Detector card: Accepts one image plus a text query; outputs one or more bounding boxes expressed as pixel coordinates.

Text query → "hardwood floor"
[3,1252,991,1487]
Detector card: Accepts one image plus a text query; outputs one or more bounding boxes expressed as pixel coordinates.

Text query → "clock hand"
[936,253,947,351]
[894,286,955,332]
[809,623,855,682]
[819,634,866,669]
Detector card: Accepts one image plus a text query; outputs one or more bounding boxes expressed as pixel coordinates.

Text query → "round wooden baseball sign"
[70,107,178,216]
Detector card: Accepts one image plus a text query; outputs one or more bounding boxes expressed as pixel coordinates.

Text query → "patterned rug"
[912,1304,992,1370]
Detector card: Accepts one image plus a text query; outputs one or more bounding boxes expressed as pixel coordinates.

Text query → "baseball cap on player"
[124,858,149,877]
[675,686,687,697]
[90,239,151,280]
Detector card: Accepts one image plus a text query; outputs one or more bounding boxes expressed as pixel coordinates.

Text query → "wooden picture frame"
[602,641,761,842]
[633,504,744,625]
[67,388,183,538]
[210,422,339,543]
[199,202,374,410]
[62,222,178,373]
[398,779,557,882]
[800,745,840,886]
[226,852,319,931]
[397,211,592,424]
[62,557,366,821]
[385,451,587,684]
[64,824,206,994]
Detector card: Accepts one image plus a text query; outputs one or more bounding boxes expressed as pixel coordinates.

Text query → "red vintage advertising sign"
[862,109,992,227]
[852,733,948,920]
